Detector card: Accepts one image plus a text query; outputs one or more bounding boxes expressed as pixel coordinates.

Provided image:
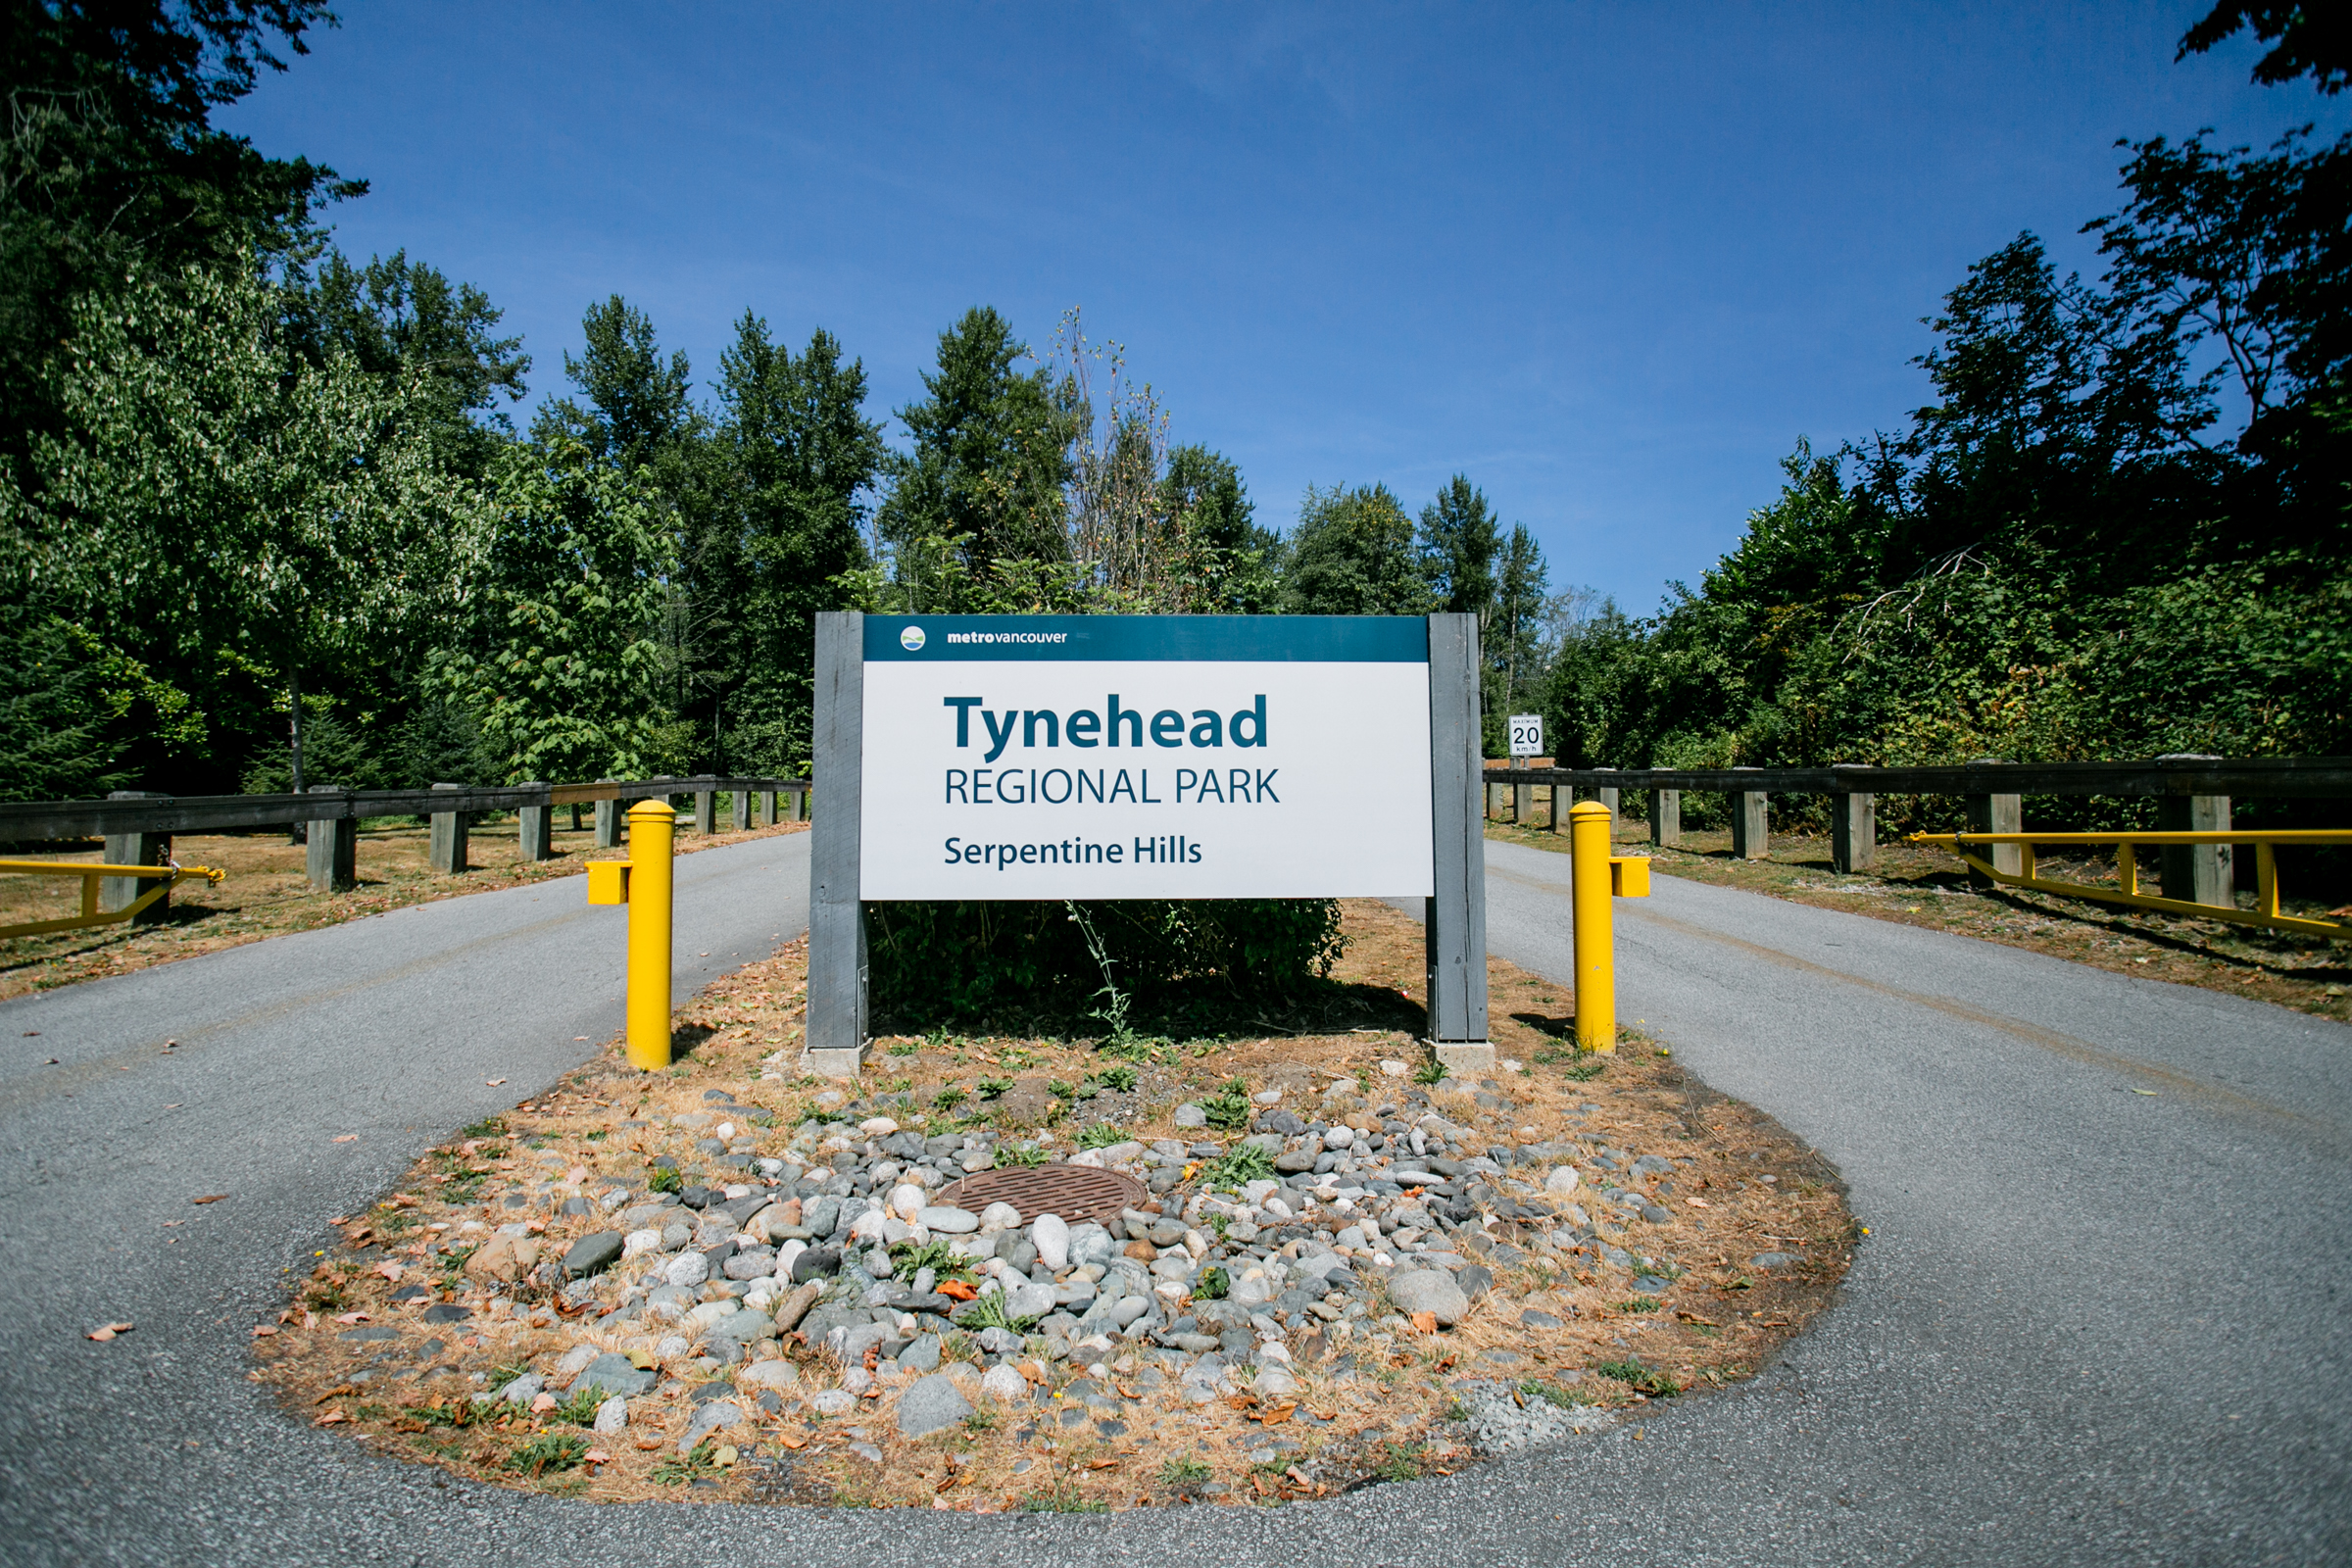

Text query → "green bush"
[867,899,1345,1024]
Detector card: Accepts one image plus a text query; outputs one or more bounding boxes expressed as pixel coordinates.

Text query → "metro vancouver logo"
[900,625,926,652]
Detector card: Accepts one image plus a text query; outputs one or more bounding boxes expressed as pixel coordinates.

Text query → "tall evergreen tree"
[1418,474,1501,622]
[878,306,1070,599]
[715,312,885,771]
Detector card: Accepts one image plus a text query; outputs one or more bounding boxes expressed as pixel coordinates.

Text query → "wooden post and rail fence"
[0,773,809,940]
[1487,754,2352,940]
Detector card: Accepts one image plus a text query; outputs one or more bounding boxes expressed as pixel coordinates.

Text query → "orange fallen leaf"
[314,1409,347,1426]
[485,1078,507,1087]
[250,1325,277,1338]
[192,1194,228,1204]
[1409,1311,1439,1334]
[333,1311,369,1325]
[936,1280,979,1301]
[1256,1402,1296,1425]
[775,1433,807,1450]
[315,1386,355,1404]
[530,1393,558,1413]
[1687,1198,1711,1209]
[85,1321,133,1342]
[1086,1459,1118,1471]
[583,1448,611,1464]
[373,1262,404,1283]
[332,1135,358,1144]
[634,1437,664,1450]
[328,1216,350,1225]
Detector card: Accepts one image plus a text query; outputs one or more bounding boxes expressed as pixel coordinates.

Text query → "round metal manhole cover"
[932,1164,1148,1225]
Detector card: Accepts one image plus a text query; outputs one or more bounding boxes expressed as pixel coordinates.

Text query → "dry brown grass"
[0,813,806,1003]
[255,900,1853,1511]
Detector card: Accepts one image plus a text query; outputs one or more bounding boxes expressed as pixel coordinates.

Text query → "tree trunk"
[287,669,308,845]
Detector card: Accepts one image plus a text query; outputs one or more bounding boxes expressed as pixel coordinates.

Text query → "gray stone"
[420,1303,470,1324]
[1255,1108,1305,1136]
[1173,1102,1208,1128]
[681,1399,745,1448]
[896,1372,974,1437]
[337,1325,399,1343]
[1387,1268,1470,1326]
[917,1205,979,1234]
[1522,1309,1564,1329]
[792,1247,841,1282]
[1750,1251,1801,1270]
[900,1333,943,1373]
[1454,1263,1494,1299]
[572,1353,658,1398]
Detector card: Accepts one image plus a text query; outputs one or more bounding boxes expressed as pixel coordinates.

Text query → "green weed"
[1592,1358,1681,1396]
[1412,1059,1447,1086]
[1614,1296,1662,1313]
[933,1087,968,1111]
[1075,1123,1128,1150]
[1516,1377,1594,1408]
[460,1115,509,1140]
[1158,1454,1211,1488]
[507,1432,589,1476]
[646,1164,683,1195]
[1194,1266,1230,1300]
[1095,1065,1138,1093]
[650,1440,722,1486]
[1205,1143,1274,1187]
[976,1078,1012,1101]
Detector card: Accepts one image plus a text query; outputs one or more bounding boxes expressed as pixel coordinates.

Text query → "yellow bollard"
[1570,800,1615,1053]
[624,800,674,1069]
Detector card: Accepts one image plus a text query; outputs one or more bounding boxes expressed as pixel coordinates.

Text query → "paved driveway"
[0,833,2342,1565]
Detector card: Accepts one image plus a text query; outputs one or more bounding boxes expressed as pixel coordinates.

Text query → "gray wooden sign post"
[803,609,1489,1077]
[805,612,868,1075]
[1424,612,1492,1074]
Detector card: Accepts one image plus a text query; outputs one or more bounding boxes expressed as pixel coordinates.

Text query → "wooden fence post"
[1594,767,1619,835]
[1730,770,1769,858]
[1549,775,1570,833]
[1511,756,1532,823]
[1964,757,2022,889]
[2157,754,2233,907]
[517,785,553,862]
[692,777,717,835]
[1830,769,1876,873]
[1650,788,1681,848]
[594,787,622,849]
[428,783,468,874]
[101,791,173,920]
[305,786,357,892]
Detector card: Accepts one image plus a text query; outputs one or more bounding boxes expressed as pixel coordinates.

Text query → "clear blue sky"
[219,2,2342,614]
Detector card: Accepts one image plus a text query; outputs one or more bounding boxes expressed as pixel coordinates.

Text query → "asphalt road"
[1,833,2344,1566]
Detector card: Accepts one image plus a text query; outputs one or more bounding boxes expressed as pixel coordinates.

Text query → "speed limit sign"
[1508,713,1544,758]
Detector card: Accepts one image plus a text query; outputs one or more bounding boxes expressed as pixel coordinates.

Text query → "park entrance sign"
[859,614,1433,899]
[806,612,1489,1074]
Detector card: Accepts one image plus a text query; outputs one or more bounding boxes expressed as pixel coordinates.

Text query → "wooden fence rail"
[1482,755,2352,911]
[0,774,810,902]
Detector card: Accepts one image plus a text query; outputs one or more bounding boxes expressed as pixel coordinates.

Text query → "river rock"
[1387,1268,1469,1326]
[895,1372,973,1438]
[1031,1213,1070,1271]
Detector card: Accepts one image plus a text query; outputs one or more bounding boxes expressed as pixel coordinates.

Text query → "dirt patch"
[255,900,1853,1511]
[1487,811,2352,1025]
[0,814,806,1003]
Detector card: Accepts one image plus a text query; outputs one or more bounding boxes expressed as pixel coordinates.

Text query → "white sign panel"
[858,615,1433,900]
[1508,712,1544,758]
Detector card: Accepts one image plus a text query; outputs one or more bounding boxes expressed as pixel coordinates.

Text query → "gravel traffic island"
[255,902,1856,1510]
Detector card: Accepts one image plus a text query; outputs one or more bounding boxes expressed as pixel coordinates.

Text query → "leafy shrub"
[867,898,1346,1024]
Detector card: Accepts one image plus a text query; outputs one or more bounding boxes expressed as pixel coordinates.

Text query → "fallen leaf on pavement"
[250,1325,277,1338]
[314,1409,347,1426]
[192,1194,227,1204]
[486,1078,506,1086]
[85,1322,133,1342]
[332,1135,357,1143]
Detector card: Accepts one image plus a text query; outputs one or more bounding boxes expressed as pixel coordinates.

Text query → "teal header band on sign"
[863,614,1427,663]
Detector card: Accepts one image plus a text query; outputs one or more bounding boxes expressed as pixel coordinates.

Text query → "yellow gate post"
[586,801,676,1069]
[624,801,674,1068]
[1570,800,1616,1053]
